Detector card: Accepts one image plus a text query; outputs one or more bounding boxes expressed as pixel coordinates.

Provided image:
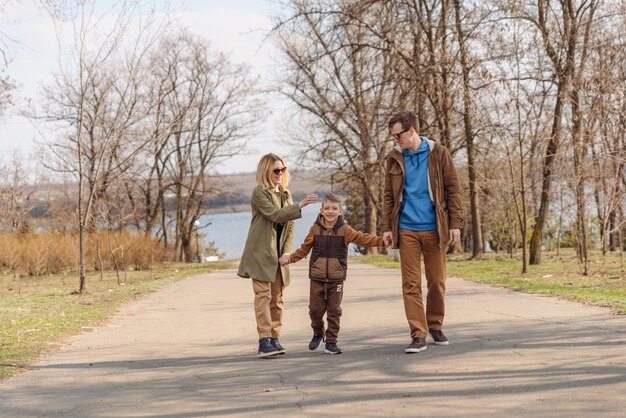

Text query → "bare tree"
[162,33,262,261]
[568,0,597,274]
[122,32,263,261]
[0,158,34,233]
[274,0,396,252]
[41,0,164,292]
[587,20,626,256]
[452,0,484,257]
[521,0,598,265]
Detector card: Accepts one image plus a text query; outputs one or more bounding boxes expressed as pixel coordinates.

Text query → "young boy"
[278,193,384,354]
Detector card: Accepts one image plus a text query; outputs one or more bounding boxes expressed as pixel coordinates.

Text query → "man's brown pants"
[309,280,344,343]
[398,229,447,339]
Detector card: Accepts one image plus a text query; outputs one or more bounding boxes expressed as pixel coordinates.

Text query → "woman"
[237,153,318,358]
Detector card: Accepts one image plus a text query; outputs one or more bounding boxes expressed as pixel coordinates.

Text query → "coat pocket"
[311,257,326,278]
[328,258,345,279]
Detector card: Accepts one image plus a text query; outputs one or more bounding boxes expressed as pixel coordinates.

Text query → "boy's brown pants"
[252,268,284,339]
[309,279,344,343]
[398,229,447,339]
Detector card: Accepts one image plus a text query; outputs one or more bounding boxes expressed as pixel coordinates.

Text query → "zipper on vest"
[325,229,333,281]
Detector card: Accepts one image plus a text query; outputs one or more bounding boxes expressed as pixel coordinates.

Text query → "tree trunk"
[453,0,482,259]
[571,88,589,275]
[78,110,87,293]
[181,234,192,263]
[529,80,567,265]
[363,180,379,255]
[608,144,624,252]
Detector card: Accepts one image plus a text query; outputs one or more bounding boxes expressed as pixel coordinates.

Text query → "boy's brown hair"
[323,193,342,205]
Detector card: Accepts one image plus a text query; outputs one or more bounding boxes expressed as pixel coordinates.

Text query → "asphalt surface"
[1,261,624,417]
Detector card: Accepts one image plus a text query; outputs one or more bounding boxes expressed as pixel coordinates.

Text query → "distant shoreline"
[206,204,250,214]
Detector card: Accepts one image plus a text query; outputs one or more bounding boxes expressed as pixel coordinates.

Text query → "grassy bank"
[359,249,626,315]
[0,262,231,381]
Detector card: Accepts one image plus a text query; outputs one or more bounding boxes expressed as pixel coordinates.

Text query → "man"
[381,111,463,354]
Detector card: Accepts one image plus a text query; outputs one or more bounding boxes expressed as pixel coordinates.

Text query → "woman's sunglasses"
[273,167,287,175]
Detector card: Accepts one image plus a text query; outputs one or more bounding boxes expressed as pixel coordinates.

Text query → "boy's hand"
[278,254,291,266]
[383,231,393,246]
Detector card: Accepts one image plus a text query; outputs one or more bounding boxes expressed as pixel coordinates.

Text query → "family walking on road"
[237,111,463,358]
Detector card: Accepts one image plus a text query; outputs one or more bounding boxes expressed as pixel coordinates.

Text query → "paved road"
[1,261,625,417]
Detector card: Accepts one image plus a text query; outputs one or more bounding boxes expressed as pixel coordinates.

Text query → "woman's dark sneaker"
[324,342,342,355]
[309,333,325,350]
[428,329,449,346]
[257,338,281,358]
[270,338,286,355]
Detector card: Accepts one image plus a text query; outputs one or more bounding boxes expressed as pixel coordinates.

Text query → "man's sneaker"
[257,338,281,358]
[405,337,427,353]
[429,329,449,346]
[309,333,325,350]
[324,342,342,354]
[270,338,286,355]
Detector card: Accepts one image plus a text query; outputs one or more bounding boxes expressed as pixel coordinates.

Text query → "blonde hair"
[256,153,291,190]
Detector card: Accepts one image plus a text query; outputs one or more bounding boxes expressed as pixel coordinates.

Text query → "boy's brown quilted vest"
[309,215,348,282]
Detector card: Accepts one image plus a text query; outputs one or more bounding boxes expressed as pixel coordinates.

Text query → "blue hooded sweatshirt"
[399,137,437,231]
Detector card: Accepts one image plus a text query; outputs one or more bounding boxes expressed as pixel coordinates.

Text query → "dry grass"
[0,231,172,277]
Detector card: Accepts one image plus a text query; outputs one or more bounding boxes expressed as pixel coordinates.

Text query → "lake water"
[199,204,321,260]
[199,204,365,260]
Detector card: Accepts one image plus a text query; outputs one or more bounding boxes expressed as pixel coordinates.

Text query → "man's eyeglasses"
[273,167,287,175]
[390,128,410,141]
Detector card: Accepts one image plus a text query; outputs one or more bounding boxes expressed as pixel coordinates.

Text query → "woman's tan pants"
[252,268,284,339]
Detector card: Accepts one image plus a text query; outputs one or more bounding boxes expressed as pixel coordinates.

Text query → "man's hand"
[383,231,393,246]
[449,229,460,246]
[278,254,291,266]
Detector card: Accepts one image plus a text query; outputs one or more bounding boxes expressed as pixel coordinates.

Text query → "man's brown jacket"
[381,138,463,249]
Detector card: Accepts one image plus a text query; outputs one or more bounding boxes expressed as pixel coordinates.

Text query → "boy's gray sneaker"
[309,333,325,350]
[270,338,286,355]
[405,337,427,353]
[257,338,281,358]
[428,329,449,346]
[324,342,342,355]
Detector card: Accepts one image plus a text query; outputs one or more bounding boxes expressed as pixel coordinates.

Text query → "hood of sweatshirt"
[402,136,429,168]
[315,213,345,231]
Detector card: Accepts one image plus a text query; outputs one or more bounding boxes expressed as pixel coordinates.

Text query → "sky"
[0,0,292,176]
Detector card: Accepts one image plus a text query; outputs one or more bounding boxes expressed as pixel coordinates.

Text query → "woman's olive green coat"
[237,185,301,286]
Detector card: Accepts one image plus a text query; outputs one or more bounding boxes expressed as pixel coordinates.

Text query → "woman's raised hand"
[298,194,318,209]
